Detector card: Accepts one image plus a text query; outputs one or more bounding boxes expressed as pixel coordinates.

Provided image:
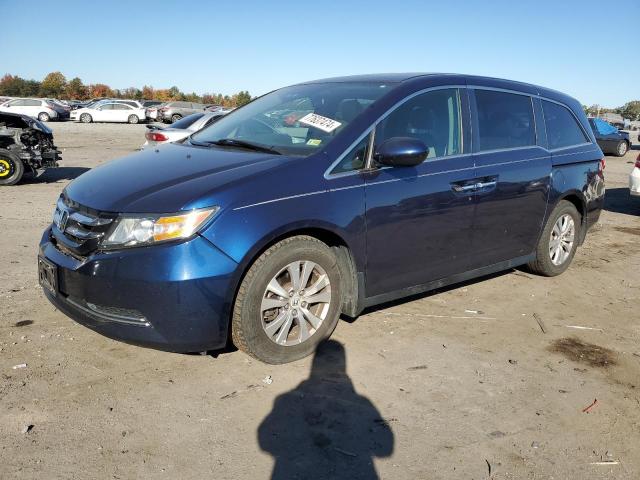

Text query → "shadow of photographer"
[258,340,394,480]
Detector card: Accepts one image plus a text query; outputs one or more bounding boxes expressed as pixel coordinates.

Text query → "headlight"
[101,207,219,249]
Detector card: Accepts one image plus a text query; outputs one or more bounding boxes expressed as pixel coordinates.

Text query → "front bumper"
[39,228,239,352]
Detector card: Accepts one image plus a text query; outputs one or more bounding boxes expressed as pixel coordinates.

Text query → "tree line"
[0,72,253,108]
[583,102,640,122]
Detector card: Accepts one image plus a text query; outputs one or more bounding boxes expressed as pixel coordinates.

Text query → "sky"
[3,0,638,107]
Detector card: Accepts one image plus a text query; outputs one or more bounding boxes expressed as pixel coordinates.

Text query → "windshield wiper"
[202,138,282,155]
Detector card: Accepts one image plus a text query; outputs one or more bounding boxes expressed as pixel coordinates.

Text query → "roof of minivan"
[298,73,580,108]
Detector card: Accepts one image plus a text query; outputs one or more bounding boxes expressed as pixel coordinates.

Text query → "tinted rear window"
[475,90,536,151]
[542,100,589,150]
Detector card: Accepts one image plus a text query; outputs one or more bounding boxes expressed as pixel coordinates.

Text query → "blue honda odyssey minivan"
[38,74,605,364]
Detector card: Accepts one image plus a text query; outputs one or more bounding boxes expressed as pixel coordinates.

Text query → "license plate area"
[38,256,58,296]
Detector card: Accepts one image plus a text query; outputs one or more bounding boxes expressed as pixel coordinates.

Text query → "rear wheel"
[615,140,628,157]
[232,236,342,364]
[171,114,182,123]
[80,113,92,123]
[128,114,139,124]
[0,151,25,186]
[38,112,50,122]
[527,200,581,276]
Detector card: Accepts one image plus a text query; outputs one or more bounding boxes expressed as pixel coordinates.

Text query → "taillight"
[635,154,640,169]
[145,132,168,142]
[599,157,606,171]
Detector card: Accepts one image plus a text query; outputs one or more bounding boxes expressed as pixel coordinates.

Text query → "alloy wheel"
[261,260,331,346]
[549,214,575,266]
[618,142,628,156]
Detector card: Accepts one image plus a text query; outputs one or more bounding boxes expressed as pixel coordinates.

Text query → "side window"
[99,104,114,110]
[542,100,589,150]
[375,88,462,159]
[475,90,536,151]
[25,99,41,106]
[331,134,370,174]
[9,99,24,106]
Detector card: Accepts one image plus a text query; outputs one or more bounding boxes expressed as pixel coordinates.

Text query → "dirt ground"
[1,122,639,480]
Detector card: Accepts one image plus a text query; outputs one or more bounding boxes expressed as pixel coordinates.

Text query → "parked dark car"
[158,101,206,123]
[0,112,61,185]
[39,74,604,364]
[588,117,631,157]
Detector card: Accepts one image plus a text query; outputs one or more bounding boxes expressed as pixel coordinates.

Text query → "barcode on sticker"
[298,113,342,133]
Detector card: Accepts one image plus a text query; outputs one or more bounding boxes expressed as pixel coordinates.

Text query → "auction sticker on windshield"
[298,113,342,133]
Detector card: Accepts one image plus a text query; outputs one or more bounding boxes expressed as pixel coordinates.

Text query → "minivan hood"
[65,143,288,213]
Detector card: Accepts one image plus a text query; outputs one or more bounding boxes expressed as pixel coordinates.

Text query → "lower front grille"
[66,297,150,327]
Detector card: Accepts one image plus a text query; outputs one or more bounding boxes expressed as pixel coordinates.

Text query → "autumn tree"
[40,71,67,97]
[141,85,155,100]
[0,74,41,97]
[620,101,640,121]
[88,83,113,98]
[65,77,88,99]
[234,90,252,107]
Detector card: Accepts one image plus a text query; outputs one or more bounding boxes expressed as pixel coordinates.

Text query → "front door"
[364,88,477,297]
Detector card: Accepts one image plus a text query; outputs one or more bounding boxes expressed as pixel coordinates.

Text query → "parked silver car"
[141,111,226,149]
[158,101,206,123]
[0,98,69,121]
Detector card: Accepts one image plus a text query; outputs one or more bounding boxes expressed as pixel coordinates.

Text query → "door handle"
[451,183,477,193]
[475,181,497,189]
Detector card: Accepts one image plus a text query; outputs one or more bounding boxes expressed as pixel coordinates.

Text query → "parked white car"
[0,98,65,121]
[71,102,146,124]
[630,153,640,197]
[141,111,226,149]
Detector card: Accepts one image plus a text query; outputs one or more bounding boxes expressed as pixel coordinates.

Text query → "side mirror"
[373,137,428,167]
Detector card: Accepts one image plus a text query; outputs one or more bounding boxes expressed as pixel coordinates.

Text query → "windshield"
[190,82,393,156]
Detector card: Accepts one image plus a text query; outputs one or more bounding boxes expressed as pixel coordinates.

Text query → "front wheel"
[527,200,581,276]
[232,236,342,364]
[170,114,182,123]
[80,113,92,123]
[0,151,25,186]
[128,114,139,124]
[615,140,629,157]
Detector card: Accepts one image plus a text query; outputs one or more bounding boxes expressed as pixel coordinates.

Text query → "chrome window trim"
[538,98,593,151]
[323,126,374,180]
[472,87,539,151]
[318,84,598,185]
[324,85,467,179]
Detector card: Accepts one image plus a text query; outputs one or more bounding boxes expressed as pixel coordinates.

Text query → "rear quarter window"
[475,89,536,151]
[542,100,589,150]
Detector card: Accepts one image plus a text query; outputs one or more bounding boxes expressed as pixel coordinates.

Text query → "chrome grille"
[52,195,116,256]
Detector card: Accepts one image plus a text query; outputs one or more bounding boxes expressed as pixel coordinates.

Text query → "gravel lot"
[1,122,639,479]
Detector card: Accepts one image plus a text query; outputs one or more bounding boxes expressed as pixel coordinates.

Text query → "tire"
[80,113,92,123]
[527,200,581,276]
[615,140,628,157]
[38,112,50,122]
[128,114,139,124]
[0,151,25,186]
[170,114,182,123]
[232,236,342,364]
